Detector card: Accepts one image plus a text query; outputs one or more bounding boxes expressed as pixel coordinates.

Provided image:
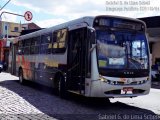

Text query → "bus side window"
[22,40,25,47]
[35,46,40,54]
[24,39,31,55]
[31,36,40,54]
[18,41,23,55]
[18,41,22,47]
[25,39,31,46]
[40,33,52,54]
[17,40,25,55]
[52,29,67,53]
[18,48,24,55]
[24,47,30,55]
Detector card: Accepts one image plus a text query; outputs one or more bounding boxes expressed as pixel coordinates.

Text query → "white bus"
[9,15,151,98]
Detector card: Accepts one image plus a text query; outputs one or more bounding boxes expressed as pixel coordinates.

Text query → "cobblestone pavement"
[0,72,160,120]
[0,72,56,120]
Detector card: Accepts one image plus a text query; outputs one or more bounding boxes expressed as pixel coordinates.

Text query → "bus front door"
[67,28,87,94]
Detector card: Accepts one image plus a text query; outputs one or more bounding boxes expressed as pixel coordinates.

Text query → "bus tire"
[57,75,66,98]
[105,98,110,104]
[19,69,25,85]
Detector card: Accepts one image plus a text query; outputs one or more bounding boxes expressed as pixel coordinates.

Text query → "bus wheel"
[19,69,25,85]
[57,75,66,98]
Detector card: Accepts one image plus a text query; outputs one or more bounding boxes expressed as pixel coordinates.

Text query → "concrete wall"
[152,41,160,65]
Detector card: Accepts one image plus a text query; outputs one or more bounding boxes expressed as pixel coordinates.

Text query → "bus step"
[68,90,80,94]
[68,90,85,95]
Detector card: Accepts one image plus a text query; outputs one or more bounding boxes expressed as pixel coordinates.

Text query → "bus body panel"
[91,44,99,80]
[86,44,150,98]
[16,50,68,87]
[8,15,151,98]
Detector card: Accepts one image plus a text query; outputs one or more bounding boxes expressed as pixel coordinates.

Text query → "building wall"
[152,41,160,65]
[1,21,21,38]
[0,21,41,38]
[8,22,21,36]
[0,22,3,38]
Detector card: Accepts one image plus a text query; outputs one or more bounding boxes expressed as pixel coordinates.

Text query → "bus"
[9,15,151,98]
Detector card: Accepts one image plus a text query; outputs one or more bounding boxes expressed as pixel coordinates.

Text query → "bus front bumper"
[89,80,151,98]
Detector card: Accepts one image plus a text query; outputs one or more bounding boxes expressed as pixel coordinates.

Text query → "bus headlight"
[99,76,106,82]
[99,75,111,84]
[110,81,114,85]
[99,75,108,82]
[99,75,119,85]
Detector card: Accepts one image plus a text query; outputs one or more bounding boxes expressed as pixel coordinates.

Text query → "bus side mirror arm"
[89,44,97,52]
[87,27,96,53]
[87,26,95,32]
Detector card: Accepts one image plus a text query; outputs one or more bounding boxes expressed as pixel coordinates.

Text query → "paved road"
[0,72,160,120]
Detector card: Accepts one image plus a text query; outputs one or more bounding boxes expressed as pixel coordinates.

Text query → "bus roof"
[19,15,145,40]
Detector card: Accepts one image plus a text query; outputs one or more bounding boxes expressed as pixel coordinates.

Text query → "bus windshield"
[96,29,149,70]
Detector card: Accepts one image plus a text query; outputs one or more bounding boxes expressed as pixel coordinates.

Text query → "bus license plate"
[121,87,133,94]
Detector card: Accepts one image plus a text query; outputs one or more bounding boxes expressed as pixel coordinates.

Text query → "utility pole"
[0,0,11,39]
[0,11,24,42]
[0,0,11,11]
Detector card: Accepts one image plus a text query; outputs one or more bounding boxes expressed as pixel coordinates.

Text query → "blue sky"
[0,0,160,28]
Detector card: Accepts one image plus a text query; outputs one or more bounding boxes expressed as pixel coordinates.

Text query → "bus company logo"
[126,79,132,84]
[120,78,132,84]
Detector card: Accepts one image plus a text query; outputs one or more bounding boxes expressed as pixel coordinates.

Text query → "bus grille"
[104,89,145,95]
[105,80,147,85]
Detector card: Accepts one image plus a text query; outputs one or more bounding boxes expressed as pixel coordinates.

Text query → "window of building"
[5,26,8,30]
[14,27,19,32]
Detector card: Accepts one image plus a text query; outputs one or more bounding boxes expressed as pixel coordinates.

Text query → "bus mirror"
[87,26,95,33]
[18,49,22,55]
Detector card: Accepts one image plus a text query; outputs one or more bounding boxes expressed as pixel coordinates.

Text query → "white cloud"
[9,0,106,16]
[1,0,160,28]
[10,0,160,17]
[11,0,41,13]
[0,9,17,22]
[35,18,66,28]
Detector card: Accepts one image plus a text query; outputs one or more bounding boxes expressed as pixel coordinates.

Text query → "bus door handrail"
[68,63,79,72]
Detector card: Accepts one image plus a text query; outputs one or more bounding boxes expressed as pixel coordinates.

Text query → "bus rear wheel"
[19,69,25,85]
